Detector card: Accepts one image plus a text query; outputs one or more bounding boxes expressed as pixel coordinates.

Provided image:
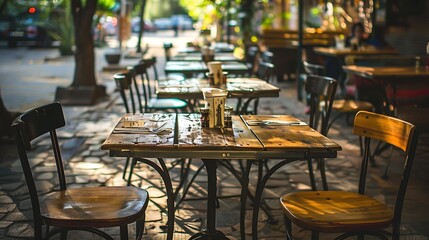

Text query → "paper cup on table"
[202,88,228,128]
[207,61,223,86]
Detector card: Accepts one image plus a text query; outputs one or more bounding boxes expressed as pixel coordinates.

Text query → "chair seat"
[40,186,148,228]
[149,98,188,110]
[332,99,373,112]
[280,191,393,233]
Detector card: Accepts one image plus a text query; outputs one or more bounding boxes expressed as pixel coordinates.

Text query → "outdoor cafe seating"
[7,18,429,238]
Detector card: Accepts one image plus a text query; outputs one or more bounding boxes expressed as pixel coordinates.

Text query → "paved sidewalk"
[1,44,429,239]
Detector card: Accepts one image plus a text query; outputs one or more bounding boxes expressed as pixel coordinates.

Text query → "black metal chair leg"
[120,225,128,240]
[319,158,328,191]
[283,214,292,240]
[122,157,131,180]
[307,159,317,191]
[60,230,67,240]
[127,158,138,186]
[311,230,319,240]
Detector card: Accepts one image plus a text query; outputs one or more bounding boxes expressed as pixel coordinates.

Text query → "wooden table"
[157,77,280,106]
[313,47,398,57]
[164,61,249,77]
[343,65,429,79]
[170,52,240,62]
[157,77,280,113]
[343,65,429,112]
[178,43,235,54]
[313,47,399,96]
[101,113,341,239]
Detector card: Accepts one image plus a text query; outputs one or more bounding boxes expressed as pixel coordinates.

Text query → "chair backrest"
[114,71,135,113]
[305,75,337,136]
[163,42,173,61]
[353,111,418,229]
[245,45,259,76]
[255,61,275,83]
[131,61,152,113]
[139,57,159,98]
[260,50,273,64]
[11,102,67,225]
[303,61,326,76]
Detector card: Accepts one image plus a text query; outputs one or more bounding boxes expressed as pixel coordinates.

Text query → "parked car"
[131,17,156,32]
[0,12,53,48]
[153,18,173,30]
[171,14,194,30]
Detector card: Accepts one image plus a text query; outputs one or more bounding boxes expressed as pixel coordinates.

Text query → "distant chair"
[304,74,338,191]
[237,61,275,115]
[114,65,188,185]
[163,42,173,62]
[260,50,273,64]
[244,45,259,77]
[131,61,188,114]
[303,61,374,130]
[280,111,419,240]
[12,102,149,240]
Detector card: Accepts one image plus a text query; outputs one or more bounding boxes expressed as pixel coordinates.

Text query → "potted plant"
[38,2,74,56]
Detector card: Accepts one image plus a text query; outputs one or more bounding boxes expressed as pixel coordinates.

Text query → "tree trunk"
[136,0,147,53]
[72,0,97,87]
[55,0,106,105]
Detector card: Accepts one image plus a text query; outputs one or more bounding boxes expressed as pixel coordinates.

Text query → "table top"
[101,114,341,160]
[314,47,398,57]
[156,77,280,100]
[177,43,235,54]
[170,52,240,62]
[164,61,249,75]
[343,65,429,79]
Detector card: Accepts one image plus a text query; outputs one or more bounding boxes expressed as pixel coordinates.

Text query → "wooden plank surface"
[343,65,429,79]
[101,113,176,151]
[157,78,280,100]
[241,115,341,151]
[314,47,398,57]
[164,61,248,75]
[177,114,262,150]
[102,114,341,158]
[171,52,239,62]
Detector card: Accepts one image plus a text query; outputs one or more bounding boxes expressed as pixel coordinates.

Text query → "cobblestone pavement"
[1,42,429,239]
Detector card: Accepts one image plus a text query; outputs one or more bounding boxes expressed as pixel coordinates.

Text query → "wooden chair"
[280,111,419,240]
[11,102,149,240]
[131,61,188,114]
[245,45,259,76]
[305,75,337,191]
[260,50,273,64]
[114,68,187,185]
[303,61,374,131]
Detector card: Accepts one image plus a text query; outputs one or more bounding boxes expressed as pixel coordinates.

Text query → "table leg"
[252,159,295,240]
[133,158,175,240]
[189,159,229,240]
